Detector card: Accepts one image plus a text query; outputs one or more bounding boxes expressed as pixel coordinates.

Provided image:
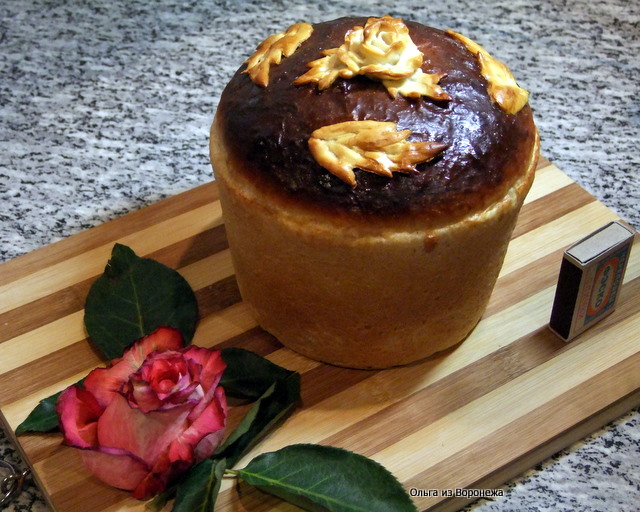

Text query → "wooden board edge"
[0,411,58,512]
[427,388,640,512]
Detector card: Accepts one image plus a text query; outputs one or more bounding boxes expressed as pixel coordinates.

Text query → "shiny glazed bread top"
[215,16,537,222]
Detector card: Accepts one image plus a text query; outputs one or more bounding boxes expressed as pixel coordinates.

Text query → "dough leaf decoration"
[295,15,450,101]
[244,23,313,87]
[446,29,529,114]
[383,69,450,100]
[309,120,448,187]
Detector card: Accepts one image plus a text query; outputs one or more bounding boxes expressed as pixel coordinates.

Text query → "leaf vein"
[241,470,369,511]
[128,270,145,337]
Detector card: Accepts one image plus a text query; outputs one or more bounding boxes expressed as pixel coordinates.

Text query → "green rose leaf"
[84,243,198,360]
[15,390,62,434]
[171,458,227,512]
[236,444,418,512]
[215,371,301,468]
[15,378,85,435]
[220,347,298,401]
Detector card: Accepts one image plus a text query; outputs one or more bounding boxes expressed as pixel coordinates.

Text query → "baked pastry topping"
[217,16,537,219]
[308,120,448,187]
[383,68,450,100]
[294,15,449,100]
[244,22,313,87]
[446,29,529,114]
[211,16,539,369]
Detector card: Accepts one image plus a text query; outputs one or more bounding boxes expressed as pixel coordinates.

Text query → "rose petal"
[97,393,193,465]
[138,353,195,400]
[123,354,203,412]
[181,346,226,392]
[56,386,103,448]
[80,446,150,492]
[84,327,184,408]
[193,429,226,461]
[181,348,226,421]
[132,471,168,500]
[124,327,184,368]
[132,455,191,500]
[83,365,127,409]
[168,386,227,463]
[126,379,164,412]
[142,356,182,389]
[160,380,203,409]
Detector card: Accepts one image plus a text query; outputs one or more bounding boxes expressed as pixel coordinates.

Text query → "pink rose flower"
[56,327,227,499]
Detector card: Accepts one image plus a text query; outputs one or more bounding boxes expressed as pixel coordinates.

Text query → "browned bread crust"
[215,16,537,227]
[210,16,539,368]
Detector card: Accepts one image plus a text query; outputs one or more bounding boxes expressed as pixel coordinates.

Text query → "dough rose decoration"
[15,244,418,512]
[295,15,450,100]
[309,120,448,187]
[244,22,313,86]
[446,29,529,114]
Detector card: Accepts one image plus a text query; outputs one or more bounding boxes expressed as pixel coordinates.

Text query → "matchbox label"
[583,246,629,326]
[549,220,634,342]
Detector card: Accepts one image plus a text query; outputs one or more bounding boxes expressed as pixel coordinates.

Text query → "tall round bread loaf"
[210,16,539,369]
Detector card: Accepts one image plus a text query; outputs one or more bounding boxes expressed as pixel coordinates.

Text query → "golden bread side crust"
[210,118,539,368]
[210,16,539,368]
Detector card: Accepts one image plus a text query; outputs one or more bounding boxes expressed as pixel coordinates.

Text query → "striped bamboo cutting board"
[1,158,639,512]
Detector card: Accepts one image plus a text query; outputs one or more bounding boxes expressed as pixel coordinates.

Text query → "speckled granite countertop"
[0,0,638,510]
